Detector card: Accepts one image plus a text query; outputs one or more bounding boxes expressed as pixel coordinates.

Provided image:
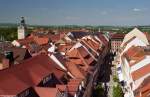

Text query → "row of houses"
[117,28,150,97]
[0,30,110,97]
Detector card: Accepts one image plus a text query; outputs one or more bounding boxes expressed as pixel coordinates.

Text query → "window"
[43,74,52,85]
[18,89,29,97]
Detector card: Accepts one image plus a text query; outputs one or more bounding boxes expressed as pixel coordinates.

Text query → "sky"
[0,0,150,26]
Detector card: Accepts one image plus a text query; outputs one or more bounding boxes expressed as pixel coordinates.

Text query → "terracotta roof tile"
[131,63,150,81]
[80,41,97,57]
[84,39,100,51]
[56,85,66,92]
[53,68,66,80]
[134,76,150,97]
[66,85,79,96]
[66,49,79,58]
[123,46,146,67]
[17,37,34,45]
[97,34,108,46]
[85,56,95,66]
[53,53,67,67]
[34,87,59,97]
[67,46,89,58]
[110,33,125,39]
[56,84,79,96]
[0,74,29,95]
[69,58,82,65]
[48,34,62,43]
[0,54,62,95]
[77,46,89,58]
[66,61,85,79]
[33,36,49,45]
[57,44,73,52]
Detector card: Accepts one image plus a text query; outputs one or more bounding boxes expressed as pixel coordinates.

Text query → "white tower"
[98,28,101,32]
[18,17,26,39]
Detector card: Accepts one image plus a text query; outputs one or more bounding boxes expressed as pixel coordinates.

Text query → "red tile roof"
[80,41,97,57]
[56,85,66,92]
[85,56,95,66]
[53,68,66,80]
[53,53,67,67]
[0,54,63,95]
[123,46,146,67]
[34,87,59,97]
[0,74,29,95]
[131,63,150,81]
[134,76,150,97]
[56,84,79,96]
[110,33,125,39]
[66,85,79,96]
[33,36,49,45]
[77,46,89,58]
[139,79,150,97]
[69,58,82,65]
[97,34,108,46]
[82,39,99,52]
[66,46,89,58]
[69,79,82,84]
[17,37,34,45]
[66,48,79,58]
[48,34,62,43]
[57,44,73,52]
[66,61,85,79]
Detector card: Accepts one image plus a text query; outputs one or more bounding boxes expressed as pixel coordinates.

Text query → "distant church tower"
[98,28,101,32]
[18,17,27,39]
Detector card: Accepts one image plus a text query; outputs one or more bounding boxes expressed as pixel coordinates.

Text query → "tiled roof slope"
[0,54,64,95]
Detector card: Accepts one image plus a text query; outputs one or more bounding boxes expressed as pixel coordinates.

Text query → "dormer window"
[43,74,52,85]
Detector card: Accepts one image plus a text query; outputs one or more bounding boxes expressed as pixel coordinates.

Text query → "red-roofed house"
[134,76,150,97]
[110,33,125,54]
[118,33,150,97]
[0,54,68,97]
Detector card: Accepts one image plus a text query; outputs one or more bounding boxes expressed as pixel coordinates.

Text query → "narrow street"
[93,52,117,97]
[107,62,117,97]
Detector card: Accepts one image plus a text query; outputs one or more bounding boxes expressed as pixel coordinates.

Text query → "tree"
[0,27,17,41]
[113,75,119,82]
[94,83,104,97]
[113,84,124,97]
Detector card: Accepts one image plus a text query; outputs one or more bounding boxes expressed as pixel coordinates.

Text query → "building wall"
[111,40,122,53]
[18,26,26,39]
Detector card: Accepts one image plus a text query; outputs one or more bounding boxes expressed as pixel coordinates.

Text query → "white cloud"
[65,16,80,20]
[133,8,141,12]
